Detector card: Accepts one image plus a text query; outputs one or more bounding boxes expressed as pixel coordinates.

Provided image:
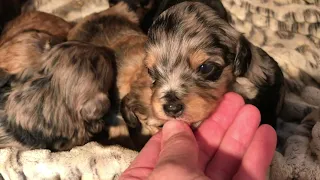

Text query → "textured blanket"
[0,142,138,180]
[220,0,320,179]
[1,0,320,179]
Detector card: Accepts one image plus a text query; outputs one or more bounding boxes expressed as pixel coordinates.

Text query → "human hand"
[120,92,277,180]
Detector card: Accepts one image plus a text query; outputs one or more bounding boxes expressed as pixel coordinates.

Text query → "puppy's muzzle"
[162,92,184,118]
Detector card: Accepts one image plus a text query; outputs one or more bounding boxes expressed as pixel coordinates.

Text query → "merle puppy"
[68,2,156,150]
[139,1,285,130]
[0,41,115,151]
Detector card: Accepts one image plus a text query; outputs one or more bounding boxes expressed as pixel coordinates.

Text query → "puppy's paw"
[120,94,141,129]
[80,93,110,121]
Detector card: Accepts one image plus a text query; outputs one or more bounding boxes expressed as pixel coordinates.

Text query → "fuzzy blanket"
[220,0,320,179]
[1,0,320,179]
[0,142,138,180]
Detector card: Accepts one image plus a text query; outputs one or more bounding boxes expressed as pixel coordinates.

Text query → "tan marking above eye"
[189,50,225,70]
[189,50,210,70]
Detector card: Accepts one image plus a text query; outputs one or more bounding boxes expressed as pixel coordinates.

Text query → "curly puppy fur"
[0,41,115,151]
[144,1,285,129]
[68,2,156,150]
[0,11,72,83]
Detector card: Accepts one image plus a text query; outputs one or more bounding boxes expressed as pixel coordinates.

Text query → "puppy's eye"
[198,62,223,81]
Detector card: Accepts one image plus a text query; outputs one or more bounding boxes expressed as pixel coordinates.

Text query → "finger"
[120,131,162,180]
[206,105,261,180]
[233,125,277,180]
[153,120,199,171]
[195,92,245,170]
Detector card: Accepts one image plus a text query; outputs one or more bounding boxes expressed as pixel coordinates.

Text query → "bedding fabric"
[221,0,320,179]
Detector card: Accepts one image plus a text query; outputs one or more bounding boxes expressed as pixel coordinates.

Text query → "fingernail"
[162,120,190,141]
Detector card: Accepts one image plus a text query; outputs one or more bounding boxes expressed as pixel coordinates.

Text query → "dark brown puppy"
[68,2,156,150]
[142,2,285,129]
[0,41,115,151]
[0,11,72,83]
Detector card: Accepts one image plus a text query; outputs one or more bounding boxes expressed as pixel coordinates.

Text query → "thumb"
[154,120,199,170]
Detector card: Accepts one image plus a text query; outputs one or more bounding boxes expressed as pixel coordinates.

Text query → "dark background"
[0,0,28,33]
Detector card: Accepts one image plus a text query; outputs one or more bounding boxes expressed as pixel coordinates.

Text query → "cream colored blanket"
[1,0,320,179]
[0,142,138,180]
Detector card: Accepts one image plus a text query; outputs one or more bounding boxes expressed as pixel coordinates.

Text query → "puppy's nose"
[163,102,184,118]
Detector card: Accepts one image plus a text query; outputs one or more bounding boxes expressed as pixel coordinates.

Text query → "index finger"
[120,131,162,179]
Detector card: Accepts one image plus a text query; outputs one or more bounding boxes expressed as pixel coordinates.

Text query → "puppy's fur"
[0,31,65,83]
[137,0,229,32]
[0,41,115,151]
[141,1,284,129]
[0,11,72,44]
[68,2,155,150]
[0,11,72,83]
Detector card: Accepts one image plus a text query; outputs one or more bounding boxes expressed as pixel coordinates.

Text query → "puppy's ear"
[80,93,110,121]
[233,35,252,76]
[120,94,141,129]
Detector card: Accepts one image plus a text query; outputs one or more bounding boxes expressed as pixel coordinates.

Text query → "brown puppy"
[0,31,65,83]
[0,41,115,151]
[0,11,72,44]
[143,1,285,130]
[68,2,156,150]
[0,11,72,83]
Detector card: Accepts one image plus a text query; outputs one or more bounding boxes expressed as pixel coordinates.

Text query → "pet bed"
[1,0,320,179]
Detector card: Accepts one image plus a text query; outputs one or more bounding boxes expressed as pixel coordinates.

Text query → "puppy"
[0,11,71,83]
[68,2,156,150]
[0,11,72,44]
[0,31,66,84]
[142,1,285,130]
[0,41,115,151]
[109,0,156,30]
